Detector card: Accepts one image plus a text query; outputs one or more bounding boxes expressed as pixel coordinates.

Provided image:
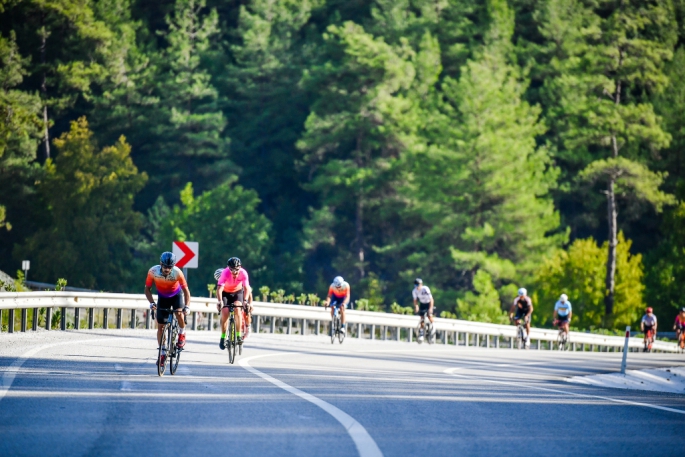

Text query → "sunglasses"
[161,265,172,270]
[229,268,240,274]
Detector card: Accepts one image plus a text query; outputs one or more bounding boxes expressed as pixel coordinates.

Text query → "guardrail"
[0,292,679,353]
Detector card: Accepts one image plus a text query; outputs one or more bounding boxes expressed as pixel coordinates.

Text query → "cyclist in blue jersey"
[553,294,572,340]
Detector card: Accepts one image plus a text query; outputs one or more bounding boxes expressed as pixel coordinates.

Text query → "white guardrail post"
[0,292,680,352]
[620,326,630,375]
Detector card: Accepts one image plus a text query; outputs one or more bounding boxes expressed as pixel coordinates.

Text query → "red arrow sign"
[173,241,198,268]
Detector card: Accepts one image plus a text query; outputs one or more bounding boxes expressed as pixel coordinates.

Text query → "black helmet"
[160,252,176,267]
[414,278,423,285]
[227,257,241,269]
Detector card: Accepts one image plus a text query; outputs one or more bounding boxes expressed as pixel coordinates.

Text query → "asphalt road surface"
[1,329,684,457]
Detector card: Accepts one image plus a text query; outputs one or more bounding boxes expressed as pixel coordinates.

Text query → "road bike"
[512,316,528,350]
[643,327,655,352]
[224,302,247,364]
[417,312,435,345]
[678,329,685,352]
[155,309,182,377]
[554,319,569,351]
[329,305,345,344]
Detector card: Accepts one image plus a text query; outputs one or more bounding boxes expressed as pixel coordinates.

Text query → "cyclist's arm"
[526,304,533,317]
[553,308,558,319]
[182,286,191,308]
[144,286,155,305]
[429,296,434,313]
[342,288,350,307]
[216,284,224,304]
[245,284,253,304]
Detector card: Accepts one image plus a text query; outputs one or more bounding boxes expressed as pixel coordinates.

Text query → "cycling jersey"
[641,313,657,327]
[412,286,433,305]
[513,296,532,312]
[218,267,250,293]
[146,266,187,298]
[554,300,572,317]
[674,315,685,329]
[328,282,350,300]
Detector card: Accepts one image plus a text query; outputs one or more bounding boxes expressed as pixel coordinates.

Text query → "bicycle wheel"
[517,326,525,350]
[157,324,168,376]
[416,324,423,344]
[428,323,435,345]
[338,318,345,344]
[330,316,336,344]
[228,319,236,364]
[170,324,181,375]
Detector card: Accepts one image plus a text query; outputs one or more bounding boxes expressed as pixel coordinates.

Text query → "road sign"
[22,260,30,271]
[172,241,198,268]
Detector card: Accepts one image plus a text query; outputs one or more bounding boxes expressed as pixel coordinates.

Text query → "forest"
[1,0,684,331]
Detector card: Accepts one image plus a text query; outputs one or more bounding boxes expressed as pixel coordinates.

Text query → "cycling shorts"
[514,309,530,322]
[418,302,432,317]
[222,290,244,309]
[329,297,347,308]
[156,293,184,324]
[557,314,570,324]
[643,324,654,334]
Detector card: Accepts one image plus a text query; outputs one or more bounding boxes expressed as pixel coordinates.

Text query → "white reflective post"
[620,326,630,375]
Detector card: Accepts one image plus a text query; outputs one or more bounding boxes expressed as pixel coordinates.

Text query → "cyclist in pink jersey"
[145,252,191,365]
[216,257,253,349]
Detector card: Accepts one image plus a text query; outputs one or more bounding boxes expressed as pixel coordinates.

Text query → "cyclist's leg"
[340,304,346,325]
[156,298,172,345]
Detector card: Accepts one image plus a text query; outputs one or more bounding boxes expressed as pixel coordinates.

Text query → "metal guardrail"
[0,292,680,353]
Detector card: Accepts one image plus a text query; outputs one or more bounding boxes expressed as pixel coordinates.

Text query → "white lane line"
[0,336,150,402]
[240,353,383,457]
[444,367,685,415]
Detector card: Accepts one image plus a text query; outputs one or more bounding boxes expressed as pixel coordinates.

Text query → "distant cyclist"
[216,257,253,349]
[509,288,533,349]
[324,276,350,334]
[640,307,657,348]
[145,252,191,365]
[553,294,572,337]
[412,278,434,343]
[674,307,685,349]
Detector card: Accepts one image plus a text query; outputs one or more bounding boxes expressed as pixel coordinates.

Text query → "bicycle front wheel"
[170,327,181,375]
[338,318,345,344]
[228,319,236,364]
[157,324,168,376]
[330,318,336,344]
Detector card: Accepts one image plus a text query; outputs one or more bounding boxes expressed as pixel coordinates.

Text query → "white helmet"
[560,294,568,302]
[518,288,527,296]
[214,268,224,281]
[333,276,344,288]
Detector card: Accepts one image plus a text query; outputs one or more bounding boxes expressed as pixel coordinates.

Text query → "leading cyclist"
[640,307,658,350]
[553,293,572,337]
[412,278,434,343]
[674,307,685,350]
[509,288,533,349]
[145,252,191,366]
[216,257,252,349]
[324,276,350,335]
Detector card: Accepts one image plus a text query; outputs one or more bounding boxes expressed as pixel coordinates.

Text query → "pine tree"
[536,0,677,324]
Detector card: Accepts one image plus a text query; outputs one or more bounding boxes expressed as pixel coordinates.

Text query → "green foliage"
[18,117,147,291]
[55,278,67,291]
[534,233,645,329]
[259,286,270,302]
[440,310,457,319]
[391,302,413,315]
[456,270,508,324]
[207,283,216,298]
[307,293,321,306]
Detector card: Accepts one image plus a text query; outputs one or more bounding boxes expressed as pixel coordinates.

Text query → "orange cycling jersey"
[328,282,350,300]
[145,266,187,298]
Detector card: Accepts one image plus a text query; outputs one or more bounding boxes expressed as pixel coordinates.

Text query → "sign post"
[172,241,198,280]
[22,260,30,282]
[620,326,630,375]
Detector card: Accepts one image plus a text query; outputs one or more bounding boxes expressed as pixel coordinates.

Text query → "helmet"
[414,278,423,286]
[681,307,685,313]
[226,257,241,270]
[646,307,653,314]
[333,276,344,288]
[160,252,176,267]
[214,268,224,281]
[560,294,568,302]
[518,288,527,296]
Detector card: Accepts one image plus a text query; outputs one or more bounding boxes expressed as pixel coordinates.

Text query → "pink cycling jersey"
[217,267,250,293]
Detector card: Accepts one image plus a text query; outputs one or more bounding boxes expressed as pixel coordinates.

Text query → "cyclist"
[145,252,191,366]
[412,278,434,343]
[509,288,533,349]
[216,257,252,349]
[553,293,572,337]
[640,307,658,349]
[674,307,685,349]
[324,276,350,335]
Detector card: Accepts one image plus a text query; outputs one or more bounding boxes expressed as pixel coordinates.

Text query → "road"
[1,329,684,457]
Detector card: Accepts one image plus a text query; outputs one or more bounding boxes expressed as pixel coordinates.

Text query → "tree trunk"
[40,19,50,160]
[604,174,617,323]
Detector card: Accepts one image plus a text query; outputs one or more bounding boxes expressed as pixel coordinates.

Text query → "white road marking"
[240,353,383,457]
[444,367,685,415]
[0,336,150,402]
